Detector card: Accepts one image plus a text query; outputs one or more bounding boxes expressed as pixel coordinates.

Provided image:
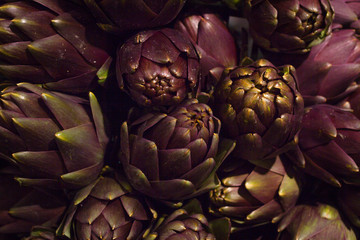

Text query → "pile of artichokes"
[1,0,360,239]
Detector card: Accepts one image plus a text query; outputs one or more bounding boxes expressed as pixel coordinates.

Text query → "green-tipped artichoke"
[245,0,334,53]
[57,173,155,240]
[0,0,113,93]
[0,83,108,189]
[213,59,304,165]
[120,98,235,201]
[277,203,356,240]
[209,156,300,224]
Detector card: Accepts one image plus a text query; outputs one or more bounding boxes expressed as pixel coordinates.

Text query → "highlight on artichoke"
[3,0,360,239]
[213,58,304,166]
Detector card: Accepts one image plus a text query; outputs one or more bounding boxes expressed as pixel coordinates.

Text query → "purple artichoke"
[80,0,186,34]
[0,174,66,235]
[116,28,200,108]
[175,13,237,93]
[0,83,108,189]
[331,0,360,32]
[277,203,356,240]
[245,0,334,53]
[0,0,113,93]
[213,59,304,165]
[290,104,360,187]
[143,199,229,240]
[296,29,360,105]
[209,157,300,224]
[120,99,234,201]
[57,174,155,240]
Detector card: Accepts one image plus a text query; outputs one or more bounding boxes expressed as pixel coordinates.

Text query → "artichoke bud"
[277,203,357,240]
[209,156,300,224]
[214,59,304,164]
[143,199,219,240]
[117,28,200,109]
[297,104,360,186]
[120,99,222,201]
[0,83,108,189]
[246,0,334,53]
[57,172,155,240]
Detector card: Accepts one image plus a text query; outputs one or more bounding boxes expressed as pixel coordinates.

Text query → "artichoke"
[331,0,360,32]
[245,0,334,53]
[213,59,304,165]
[175,13,237,94]
[116,28,200,108]
[290,104,360,187]
[296,29,360,106]
[0,0,113,93]
[80,0,186,34]
[120,98,234,201]
[57,173,155,240]
[209,156,300,224]
[143,199,229,240]
[0,174,67,235]
[0,83,108,189]
[277,203,357,240]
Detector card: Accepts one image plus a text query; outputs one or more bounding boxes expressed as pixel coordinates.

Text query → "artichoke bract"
[296,29,360,106]
[57,174,155,240]
[246,0,334,53]
[81,0,186,34]
[291,104,360,187]
[175,13,237,93]
[332,0,360,32]
[23,226,57,240]
[213,59,304,166]
[209,156,300,224]
[0,0,113,93]
[116,28,200,108]
[0,174,67,235]
[277,203,357,240]
[0,83,108,189]
[344,87,360,119]
[120,99,233,201]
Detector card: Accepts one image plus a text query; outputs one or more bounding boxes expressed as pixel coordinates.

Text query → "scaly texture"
[117,28,200,108]
[213,59,304,166]
[0,0,113,93]
[0,83,108,189]
[246,0,334,53]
